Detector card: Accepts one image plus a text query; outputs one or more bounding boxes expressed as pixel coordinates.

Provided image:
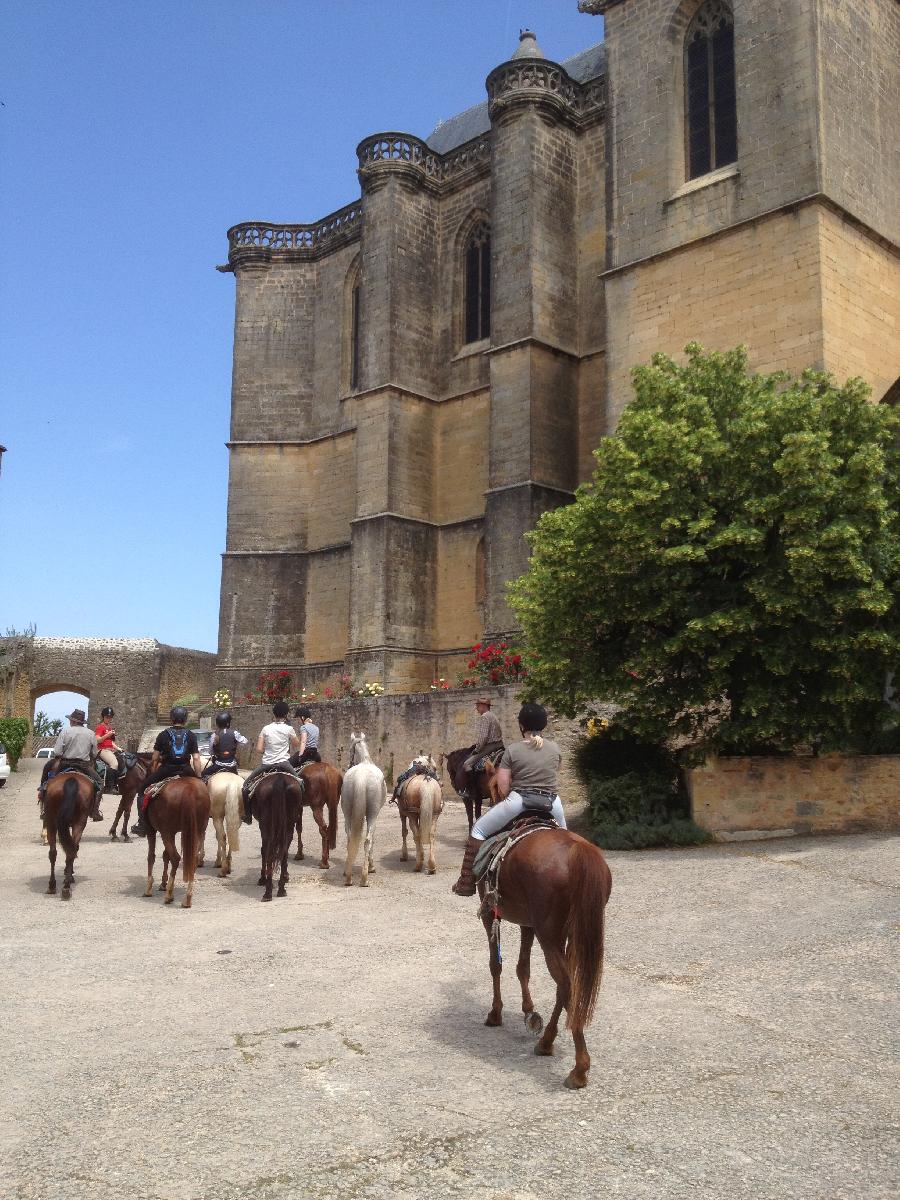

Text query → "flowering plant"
[213,689,232,709]
[243,670,298,705]
[430,677,450,691]
[357,681,385,698]
[458,642,527,687]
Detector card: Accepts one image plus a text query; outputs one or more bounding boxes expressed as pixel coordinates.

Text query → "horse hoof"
[484,1012,502,1027]
[277,888,287,898]
[524,1012,544,1035]
[61,890,71,901]
[181,899,192,909]
[158,884,166,892]
[109,832,118,841]
[318,862,328,870]
[564,1071,588,1090]
[414,864,422,873]
[122,834,130,843]
[344,878,352,887]
[47,884,56,895]
[165,896,174,905]
[261,894,272,902]
[534,1041,554,1057]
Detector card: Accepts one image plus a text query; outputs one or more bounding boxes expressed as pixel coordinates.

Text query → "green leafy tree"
[32,710,62,738]
[510,346,900,755]
[0,718,30,771]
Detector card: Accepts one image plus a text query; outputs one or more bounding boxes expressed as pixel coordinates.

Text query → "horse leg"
[109,796,124,840]
[277,850,289,898]
[311,803,329,869]
[344,818,362,887]
[427,811,439,875]
[160,848,170,892]
[164,837,180,905]
[534,937,574,1073]
[120,796,133,843]
[400,812,408,861]
[294,806,304,862]
[144,831,157,896]
[213,813,226,873]
[516,928,543,1034]
[480,904,504,1026]
[463,796,474,834]
[61,842,76,901]
[47,828,57,895]
[411,815,423,872]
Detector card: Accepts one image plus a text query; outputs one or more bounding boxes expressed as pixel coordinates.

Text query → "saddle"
[123,751,139,771]
[472,813,560,885]
[245,765,303,800]
[472,748,504,775]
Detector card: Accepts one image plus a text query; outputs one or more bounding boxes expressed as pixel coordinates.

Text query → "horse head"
[413,753,437,773]
[348,732,370,767]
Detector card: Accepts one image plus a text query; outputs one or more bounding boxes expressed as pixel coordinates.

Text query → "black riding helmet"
[100,706,114,719]
[169,705,188,725]
[294,706,312,720]
[215,710,232,728]
[517,702,548,732]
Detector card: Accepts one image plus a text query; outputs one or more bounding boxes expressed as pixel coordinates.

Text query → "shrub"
[0,717,30,771]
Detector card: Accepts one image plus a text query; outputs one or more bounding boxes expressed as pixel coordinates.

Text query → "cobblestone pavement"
[1,759,897,1199]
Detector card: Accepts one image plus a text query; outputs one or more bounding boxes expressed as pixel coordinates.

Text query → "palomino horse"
[446,745,497,832]
[252,771,303,900]
[396,757,444,874]
[340,733,387,887]
[476,826,612,1090]
[204,770,243,876]
[108,753,152,842]
[143,776,210,908]
[43,771,94,900]
[294,761,343,869]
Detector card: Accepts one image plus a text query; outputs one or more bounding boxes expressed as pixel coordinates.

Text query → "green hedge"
[0,718,30,771]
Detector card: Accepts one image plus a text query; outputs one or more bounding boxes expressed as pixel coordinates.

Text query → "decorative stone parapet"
[356,132,491,194]
[226,201,362,269]
[486,58,606,128]
[687,754,900,841]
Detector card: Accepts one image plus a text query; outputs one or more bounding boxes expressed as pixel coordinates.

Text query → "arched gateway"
[0,637,216,753]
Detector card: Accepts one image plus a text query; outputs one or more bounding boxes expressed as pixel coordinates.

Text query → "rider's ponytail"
[524,731,544,751]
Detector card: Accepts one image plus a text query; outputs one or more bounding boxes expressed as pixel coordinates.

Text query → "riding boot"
[131,791,149,835]
[452,836,481,896]
[241,794,252,825]
[90,790,104,821]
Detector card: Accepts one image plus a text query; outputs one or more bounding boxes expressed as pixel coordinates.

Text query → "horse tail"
[181,785,201,883]
[224,776,241,853]
[271,773,293,858]
[565,841,611,1031]
[56,777,80,857]
[419,779,435,840]
[327,771,339,850]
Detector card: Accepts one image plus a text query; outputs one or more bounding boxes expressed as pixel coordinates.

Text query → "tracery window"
[684,0,737,180]
[464,221,491,344]
[350,279,361,391]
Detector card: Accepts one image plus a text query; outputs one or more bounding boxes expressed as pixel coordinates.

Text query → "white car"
[36,747,56,760]
[0,743,10,788]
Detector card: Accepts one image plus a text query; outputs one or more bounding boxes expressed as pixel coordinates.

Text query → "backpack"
[166,727,191,763]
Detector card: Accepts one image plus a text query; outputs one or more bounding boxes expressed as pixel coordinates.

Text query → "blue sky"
[0,0,603,690]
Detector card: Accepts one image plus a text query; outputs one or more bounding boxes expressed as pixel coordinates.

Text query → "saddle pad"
[473,815,560,882]
[54,762,98,785]
[472,748,504,774]
[246,766,303,800]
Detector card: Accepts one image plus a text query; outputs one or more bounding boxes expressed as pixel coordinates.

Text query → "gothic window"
[685,0,737,180]
[464,221,491,344]
[350,279,361,391]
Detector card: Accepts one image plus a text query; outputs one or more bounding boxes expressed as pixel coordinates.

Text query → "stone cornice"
[486,57,606,129]
[578,0,625,14]
[224,201,362,270]
[356,132,491,196]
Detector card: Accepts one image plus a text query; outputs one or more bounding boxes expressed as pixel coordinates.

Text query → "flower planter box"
[686,754,900,841]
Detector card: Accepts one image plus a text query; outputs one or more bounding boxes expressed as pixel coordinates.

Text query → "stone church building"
[217,0,899,696]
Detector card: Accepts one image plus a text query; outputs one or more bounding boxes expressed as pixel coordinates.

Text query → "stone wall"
[687,754,900,840]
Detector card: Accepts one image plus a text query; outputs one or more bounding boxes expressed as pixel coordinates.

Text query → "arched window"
[350,278,361,391]
[464,221,491,344]
[343,257,362,393]
[685,0,737,180]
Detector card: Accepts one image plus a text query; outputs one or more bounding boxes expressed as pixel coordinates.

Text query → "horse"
[142,775,210,908]
[108,753,153,842]
[251,770,303,900]
[204,770,243,876]
[475,826,612,1090]
[294,761,342,869]
[445,745,497,832]
[396,756,444,874]
[340,732,387,887]
[43,771,94,900]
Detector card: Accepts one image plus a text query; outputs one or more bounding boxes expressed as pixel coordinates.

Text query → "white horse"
[340,732,387,887]
[203,771,242,876]
[397,755,444,875]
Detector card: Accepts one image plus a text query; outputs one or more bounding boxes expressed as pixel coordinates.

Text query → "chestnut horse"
[397,758,444,874]
[476,827,612,1090]
[445,746,496,832]
[294,761,342,869]
[108,753,152,842]
[143,776,210,908]
[252,771,303,900]
[43,771,94,900]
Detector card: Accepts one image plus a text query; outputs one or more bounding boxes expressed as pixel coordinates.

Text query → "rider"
[201,710,248,780]
[390,754,437,805]
[241,701,302,824]
[456,696,504,799]
[452,702,566,896]
[290,706,321,768]
[95,706,126,793]
[43,707,104,821]
[131,706,201,836]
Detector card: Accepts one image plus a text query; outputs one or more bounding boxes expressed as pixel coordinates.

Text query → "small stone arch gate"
[0,636,217,752]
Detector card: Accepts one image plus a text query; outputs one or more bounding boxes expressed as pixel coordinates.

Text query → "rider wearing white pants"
[453,702,565,896]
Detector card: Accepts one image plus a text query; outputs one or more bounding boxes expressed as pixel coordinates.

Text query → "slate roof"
[425,41,606,155]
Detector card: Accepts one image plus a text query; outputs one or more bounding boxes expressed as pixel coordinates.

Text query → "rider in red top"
[95,705,125,791]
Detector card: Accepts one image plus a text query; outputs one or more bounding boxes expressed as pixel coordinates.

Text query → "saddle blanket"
[472,748,504,774]
[245,766,303,800]
[473,815,560,883]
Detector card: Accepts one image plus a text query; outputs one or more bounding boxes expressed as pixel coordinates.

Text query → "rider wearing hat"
[95,706,126,793]
[131,706,201,835]
[43,708,104,821]
[456,696,504,799]
[452,702,566,896]
[201,710,248,779]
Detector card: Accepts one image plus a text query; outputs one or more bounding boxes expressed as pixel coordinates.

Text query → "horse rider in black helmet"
[131,706,201,836]
[201,710,248,780]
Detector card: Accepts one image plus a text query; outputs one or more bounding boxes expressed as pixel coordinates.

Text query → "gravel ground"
[1,758,897,1200]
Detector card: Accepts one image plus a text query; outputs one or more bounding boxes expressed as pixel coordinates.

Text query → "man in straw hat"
[39,708,104,821]
[456,696,504,800]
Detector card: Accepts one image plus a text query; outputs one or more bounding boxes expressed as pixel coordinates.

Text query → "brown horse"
[43,772,94,900]
[108,753,152,842]
[252,771,303,900]
[446,746,496,831]
[476,827,612,1089]
[294,761,342,869]
[143,776,210,908]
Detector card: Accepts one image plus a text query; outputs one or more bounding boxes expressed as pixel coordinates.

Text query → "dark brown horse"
[476,827,612,1089]
[446,746,496,832]
[108,753,153,842]
[294,761,342,869]
[142,776,210,908]
[43,772,94,900]
[252,771,303,900]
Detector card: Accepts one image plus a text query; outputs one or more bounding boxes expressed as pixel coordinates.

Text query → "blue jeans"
[472,791,566,840]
